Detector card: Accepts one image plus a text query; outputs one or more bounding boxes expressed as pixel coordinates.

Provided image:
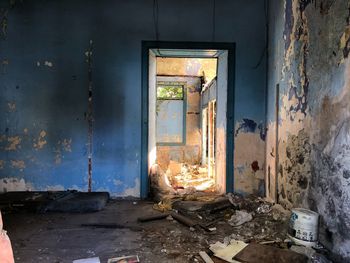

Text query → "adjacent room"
[148,53,230,199]
[0,0,349,262]
[153,56,219,194]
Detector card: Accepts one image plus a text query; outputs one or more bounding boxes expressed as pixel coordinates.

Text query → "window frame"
[156,81,187,146]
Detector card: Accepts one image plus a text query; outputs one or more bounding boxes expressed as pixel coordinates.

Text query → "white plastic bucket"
[288,208,319,247]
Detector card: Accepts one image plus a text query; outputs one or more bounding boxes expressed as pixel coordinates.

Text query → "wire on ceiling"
[212,0,216,42]
[153,0,159,42]
[252,0,268,69]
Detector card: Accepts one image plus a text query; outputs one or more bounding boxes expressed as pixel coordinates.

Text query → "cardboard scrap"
[72,257,100,263]
[209,240,247,263]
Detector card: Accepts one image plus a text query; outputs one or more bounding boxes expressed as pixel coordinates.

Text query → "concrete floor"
[3,199,288,263]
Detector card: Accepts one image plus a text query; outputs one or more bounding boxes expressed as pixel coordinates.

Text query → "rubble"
[62,196,331,262]
[271,204,291,221]
[150,163,216,201]
[234,243,308,263]
[6,196,334,262]
[290,245,332,263]
[256,203,272,214]
[228,210,253,226]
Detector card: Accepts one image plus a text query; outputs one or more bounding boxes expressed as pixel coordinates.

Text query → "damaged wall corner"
[267,0,350,260]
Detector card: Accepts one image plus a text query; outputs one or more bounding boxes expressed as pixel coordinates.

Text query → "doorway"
[141,42,235,199]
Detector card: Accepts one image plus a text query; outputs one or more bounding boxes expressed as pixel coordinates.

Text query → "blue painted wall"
[0,0,267,195]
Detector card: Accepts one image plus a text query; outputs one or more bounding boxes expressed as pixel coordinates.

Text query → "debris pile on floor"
[170,164,215,192]
[3,194,333,262]
[150,163,216,201]
[138,193,333,263]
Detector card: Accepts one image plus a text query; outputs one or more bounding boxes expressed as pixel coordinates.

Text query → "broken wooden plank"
[234,244,308,263]
[199,251,214,263]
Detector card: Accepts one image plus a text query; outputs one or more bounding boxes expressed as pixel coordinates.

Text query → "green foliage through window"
[157,85,183,100]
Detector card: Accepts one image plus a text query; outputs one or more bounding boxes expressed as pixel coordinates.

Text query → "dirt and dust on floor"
[1,191,334,263]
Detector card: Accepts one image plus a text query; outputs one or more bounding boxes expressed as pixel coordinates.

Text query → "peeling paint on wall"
[120,178,140,197]
[0,177,32,192]
[7,102,15,112]
[235,119,257,136]
[113,179,123,186]
[53,138,73,164]
[278,128,311,208]
[33,130,47,150]
[5,136,21,151]
[268,0,350,260]
[0,8,8,39]
[0,160,5,169]
[234,131,265,196]
[10,160,25,170]
[61,138,72,152]
[340,26,350,63]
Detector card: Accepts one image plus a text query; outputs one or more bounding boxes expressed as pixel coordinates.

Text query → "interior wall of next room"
[156,76,202,175]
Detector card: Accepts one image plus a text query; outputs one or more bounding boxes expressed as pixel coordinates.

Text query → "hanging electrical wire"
[212,0,216,42]
[153,0,159,42]
[252,0,268,69]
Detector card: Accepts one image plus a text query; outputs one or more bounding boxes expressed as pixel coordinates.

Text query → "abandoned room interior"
[0,0,350,262]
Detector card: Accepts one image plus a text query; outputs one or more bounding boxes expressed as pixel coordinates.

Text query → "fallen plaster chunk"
[209,240,247,263]
[72,257,100,263]
[199,251,214,263]
[228,210,253,226]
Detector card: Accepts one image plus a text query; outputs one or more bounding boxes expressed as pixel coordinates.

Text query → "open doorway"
[141,42,235,199]
[155,57,217,195]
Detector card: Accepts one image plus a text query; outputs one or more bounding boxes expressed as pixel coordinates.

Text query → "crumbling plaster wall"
[0,0,267,197]
[267,0,350,260]
[234,119,266,196]
[156,76,202,172]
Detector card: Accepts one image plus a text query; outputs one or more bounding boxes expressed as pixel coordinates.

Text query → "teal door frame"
[141,41,236,199]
